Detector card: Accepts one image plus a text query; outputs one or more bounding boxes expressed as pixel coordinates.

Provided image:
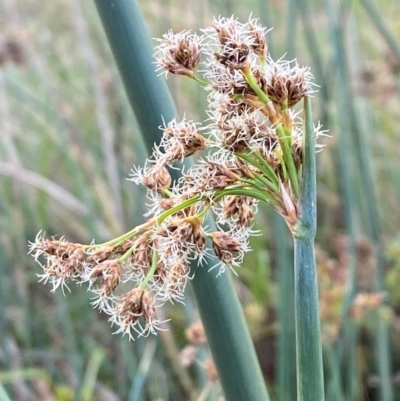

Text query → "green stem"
[93,2,270,399]
[217,188,274,204]
[83,220,152,250]
[157,184,273,224]
[162,189,173,197]
[192,75,209,85]
[260,57,266,71]
[277,127,299,198]
[118,243,138,264]
[293,97,324,401]
[240,67,299,198]
[251,151,280,186]
[237,177,268,193]
[274,211,297,401]
[294,236,324,401]
[156,195,201,224]
[84,183,273,252]
[241,64,270,104]
[234,151,279,189]
[250,172,278,193]
[141,250,158,288]
[323,1,359,398]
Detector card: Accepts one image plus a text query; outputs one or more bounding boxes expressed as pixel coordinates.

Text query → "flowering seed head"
[212,17,251,69]
[192,218,206,252]
[86,245,115,265]
[247,18,268,59]
[29,15,325,341]
[156,118,207,164]
[183,156,246,196]
[88,259,121,298]
[29,234,85,291]
[223,195,255,228]
[29,235,79,259]
[291,125,304,169]
[113,288,157,336]
[175,220,195,243]
[205,63,249,95]
[157,197,176,211]
[56,247,85,277]
[216,116,252,152]
[153,257,190,304]
[128,234,152,273]
[266,59,315,108]
[212,110,277,154]
[155,30,203,78]
[137,164,171,192]
[211,231,243,265]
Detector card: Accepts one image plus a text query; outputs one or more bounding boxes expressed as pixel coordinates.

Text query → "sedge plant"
[29,15,325,401]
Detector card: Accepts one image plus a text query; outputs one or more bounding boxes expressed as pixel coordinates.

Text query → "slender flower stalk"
[29,13,326,401]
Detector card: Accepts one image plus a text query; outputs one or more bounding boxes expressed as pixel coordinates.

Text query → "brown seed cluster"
[157,119,207,164]
[30,16,322,340]
[266,60,313,108]
[155,30,202,78]
[112,288,158,336]
[222,195,255,227]
[211,231,243,267]
[30,234,85,292]
[139,164,172,192]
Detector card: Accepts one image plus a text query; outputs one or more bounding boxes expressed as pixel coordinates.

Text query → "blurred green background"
[1,0,400,400]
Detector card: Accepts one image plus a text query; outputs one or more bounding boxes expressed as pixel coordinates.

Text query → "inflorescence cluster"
[29,16,324,340]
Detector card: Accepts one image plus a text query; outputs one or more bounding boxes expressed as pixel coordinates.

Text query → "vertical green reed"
[327,1,393,399]
[349,16,393,401]
[359,0,400,62]
[345,6,393,401]
[293,97,325,401]
[274,212,297,401]
[93,1,270,400]
[274,3,298,400]
[324,0,359,399]
[297,0,330,125]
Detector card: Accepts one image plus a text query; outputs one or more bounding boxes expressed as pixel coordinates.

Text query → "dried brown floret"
[155,30,203,78]
[211,231,243,265]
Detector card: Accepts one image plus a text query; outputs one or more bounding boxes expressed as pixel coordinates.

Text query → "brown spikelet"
[185,320,207,345]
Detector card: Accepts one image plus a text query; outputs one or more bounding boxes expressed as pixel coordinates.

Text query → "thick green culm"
[294,97,325,401]
[93,1,270,400]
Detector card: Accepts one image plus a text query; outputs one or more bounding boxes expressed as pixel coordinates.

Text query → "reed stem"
[293,97,324,401]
